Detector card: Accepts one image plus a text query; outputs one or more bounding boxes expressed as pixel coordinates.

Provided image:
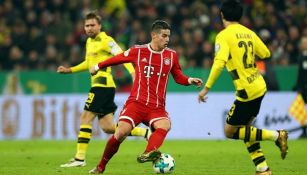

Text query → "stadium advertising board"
[0,93,305,140]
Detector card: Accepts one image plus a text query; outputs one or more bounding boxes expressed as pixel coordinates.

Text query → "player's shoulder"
[98,31,109,38]
[100,32,115,41]
[217,28,229,38]
[133,44,147,49]
[123,44,146,56]
[128,44,148,52]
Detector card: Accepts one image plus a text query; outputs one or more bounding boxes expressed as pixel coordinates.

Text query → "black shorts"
[84,87,117,119]
[226,94,264,126]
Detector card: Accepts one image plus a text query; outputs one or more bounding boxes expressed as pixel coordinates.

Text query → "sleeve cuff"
[70,67,76,73]
[188,77,193,84]
[94,64,100,71]
[205,83,212,89]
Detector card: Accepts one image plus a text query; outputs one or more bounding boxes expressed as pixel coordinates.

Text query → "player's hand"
[57,66,71,74]
[90,65,99,76]
[198,86,209,103]
[189,78,203,88]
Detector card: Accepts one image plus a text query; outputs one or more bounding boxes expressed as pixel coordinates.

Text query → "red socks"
[97,135,121,170]
[145,128,168,152]
[97,128,168,171]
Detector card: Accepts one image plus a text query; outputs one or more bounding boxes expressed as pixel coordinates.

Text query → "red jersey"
[98,44,189,108]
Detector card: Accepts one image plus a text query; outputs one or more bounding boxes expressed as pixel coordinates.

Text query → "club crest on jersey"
[164,58,171,65]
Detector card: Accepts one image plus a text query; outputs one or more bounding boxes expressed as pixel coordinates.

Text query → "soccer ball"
[152,153,175,174]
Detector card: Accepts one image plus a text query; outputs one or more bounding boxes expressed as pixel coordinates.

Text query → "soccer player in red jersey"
[88,20,203,174]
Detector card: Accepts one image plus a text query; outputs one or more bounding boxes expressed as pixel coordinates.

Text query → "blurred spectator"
[200,41,214,68]
[287,26,300,64]
[7,45,26,71]
[26,26,45,54]
[0,0,305,76]
[26,50,44,70]
[295,35,307,102]
[294,35,307,138]
[257,29,280,91]
[44,45,58,71]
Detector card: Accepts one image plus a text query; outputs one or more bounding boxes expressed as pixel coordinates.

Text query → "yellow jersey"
[70,32,134,88]
[205,24,270,101]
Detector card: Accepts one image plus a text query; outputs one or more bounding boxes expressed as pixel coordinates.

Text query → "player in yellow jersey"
[198,1,288,175]
[57,12,151,168]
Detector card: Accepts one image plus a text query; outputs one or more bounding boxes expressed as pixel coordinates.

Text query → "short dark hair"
[151,20,171,33]
[220,0,243,22]
[85,11,101,24]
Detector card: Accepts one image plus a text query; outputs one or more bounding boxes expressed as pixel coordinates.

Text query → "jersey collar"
[147,44,165,54]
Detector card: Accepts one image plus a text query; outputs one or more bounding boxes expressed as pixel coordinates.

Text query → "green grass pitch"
[0,139,306,175]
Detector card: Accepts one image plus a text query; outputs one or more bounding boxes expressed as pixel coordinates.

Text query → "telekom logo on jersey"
[144,65,154,78]
[143,65,167,78]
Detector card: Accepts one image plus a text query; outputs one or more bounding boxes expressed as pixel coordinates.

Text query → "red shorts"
[118,101,169,128]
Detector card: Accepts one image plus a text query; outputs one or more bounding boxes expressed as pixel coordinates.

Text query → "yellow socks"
[245,141,269,172]
[114,124,147,137]
[75,124,92,160]
[130,127,147,137]
[234,126,279,141]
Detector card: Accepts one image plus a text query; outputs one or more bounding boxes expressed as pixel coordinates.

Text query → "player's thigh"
[226,95,264,126]
[118,101,146,128]
[114,121,133,141]
[98,113,115,134]
[224,122,240,137]
[80,110,96,125]
[84,87,117,116]
[148,109,171,131]
[152,119,171,131]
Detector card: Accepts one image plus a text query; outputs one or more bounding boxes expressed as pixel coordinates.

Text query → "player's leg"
[89,121,133,174]
[224,96,288,159]
[245,141,272,175]
[245,119,270,174]
[224,96,287,174]
[60,110,95,167]
[90,101,142,173]
[224,123,279,142]
[225,120,273,174]
[226,124,288,158]
[61,87,107,168]
[98,113,115,134]
[144,118,170,153]
[225,123,284,174]
[137,108,171,163]
[98,112,151,139]
[99,87,151,139]
[130,125,152,140]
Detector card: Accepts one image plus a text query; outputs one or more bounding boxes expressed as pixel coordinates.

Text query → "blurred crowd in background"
[0,0,306,71]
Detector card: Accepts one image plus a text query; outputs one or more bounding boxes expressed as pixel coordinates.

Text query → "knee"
[80,113,94,125]
[101,126,115,134]
[153,120,171,132]
[224,130,234,139]
[224,127,238,139]
[114,128,129,142]
[224,123,239,139]
[80,117,91,125]
[163,123,171,132]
